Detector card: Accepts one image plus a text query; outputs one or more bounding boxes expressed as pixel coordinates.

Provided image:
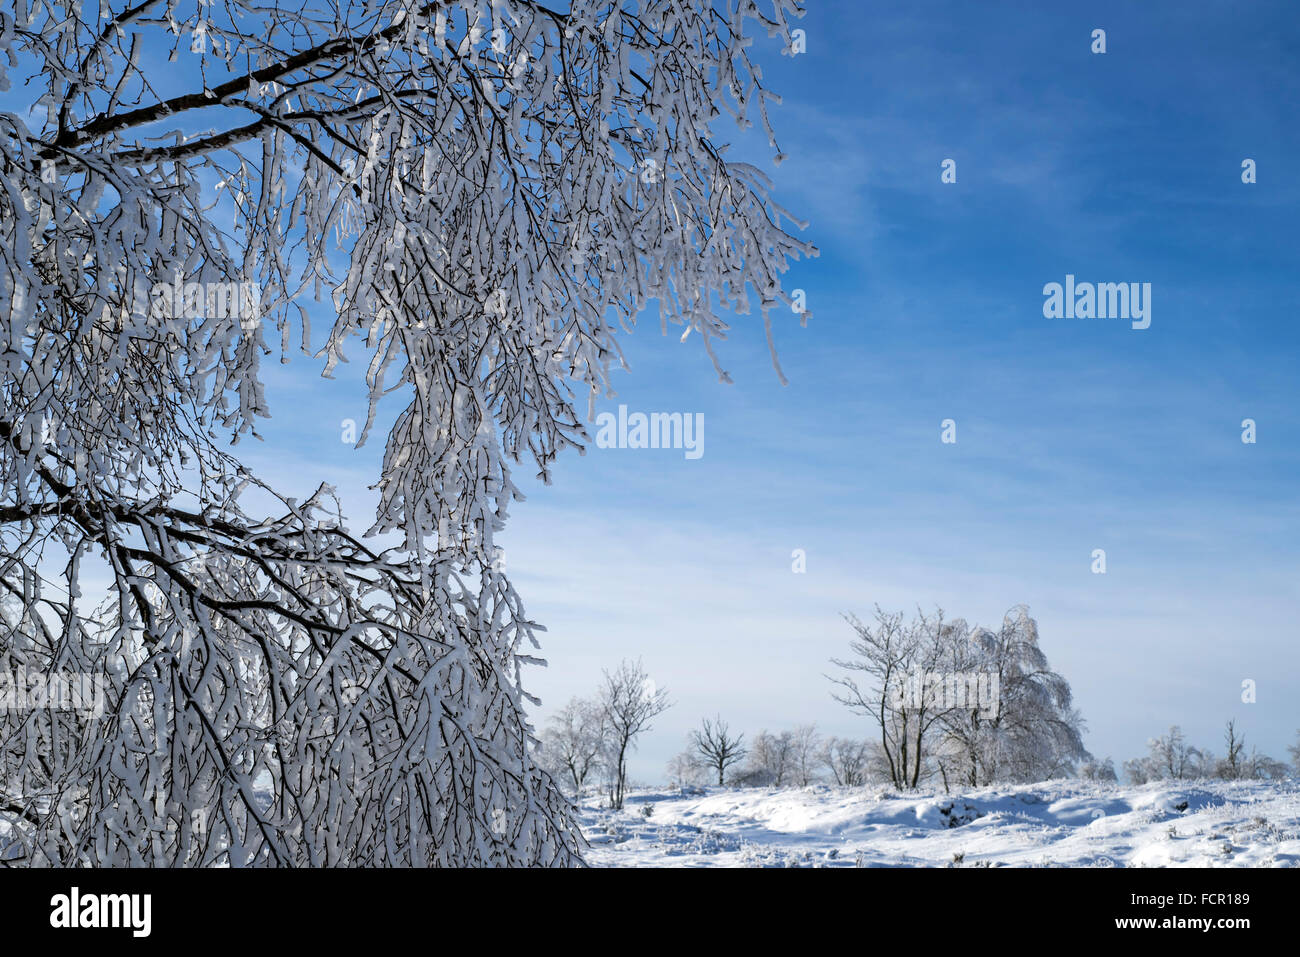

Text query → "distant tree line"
[1084,720,1293,785]
[540,608,1299,802]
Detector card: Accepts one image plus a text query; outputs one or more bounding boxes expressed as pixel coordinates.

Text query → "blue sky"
[236,1,1300,781]
[12,1,1300,783]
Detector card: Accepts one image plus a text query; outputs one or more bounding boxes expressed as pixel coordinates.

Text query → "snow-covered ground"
[577,780,1300,867]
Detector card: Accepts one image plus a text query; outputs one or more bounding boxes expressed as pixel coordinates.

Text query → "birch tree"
[597,659,670,810]
[540,697,607,794]
[821,736,871,787]
[936,606,1088,786]
[789,722,821,786]
[827,607,957,790]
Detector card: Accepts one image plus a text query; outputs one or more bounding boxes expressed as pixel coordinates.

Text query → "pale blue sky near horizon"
[7,1,1300,784]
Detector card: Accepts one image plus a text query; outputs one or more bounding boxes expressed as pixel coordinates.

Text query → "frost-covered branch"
[0,0,811,865]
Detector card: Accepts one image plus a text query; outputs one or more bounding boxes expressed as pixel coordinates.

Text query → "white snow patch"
[574,780,1300,867]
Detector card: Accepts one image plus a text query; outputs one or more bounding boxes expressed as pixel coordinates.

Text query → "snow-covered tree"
[1217,719,1247,780]
[789,723,822,786]
[1128,726,1202,783]
[1155,726,1202,781]
[1242,749,1289,781]
[830,605,1088,790]
[1079,756,1118,783]
[665,749,708,789]
[1121,757,1151,786]
[597,659,670,809]
[540,696,607,794]
[0,0,811,865]
[1199,721,1286,781]
[690,715,747,786]
[736,728,794,787]
[937,606,1089,786]
[828,606,963,790]
[821,736,872,787]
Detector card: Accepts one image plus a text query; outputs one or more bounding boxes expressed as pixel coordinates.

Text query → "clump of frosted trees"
[1113,721,1291,785]
[675,725,872,788]
[826,605,1090,791]
[660,604,1091,793]
[671,725,812,788]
